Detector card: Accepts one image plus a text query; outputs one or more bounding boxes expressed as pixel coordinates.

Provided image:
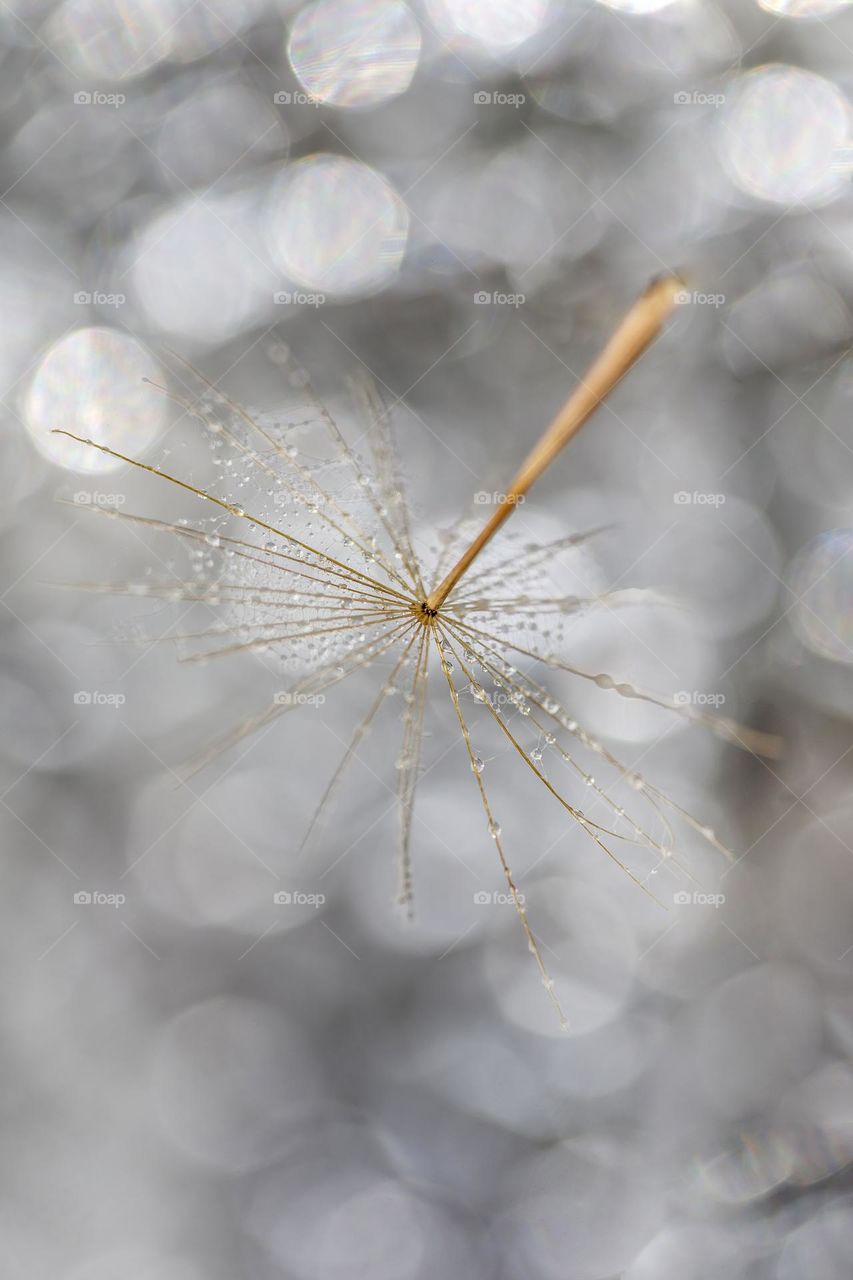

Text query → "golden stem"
[426,273,684,612]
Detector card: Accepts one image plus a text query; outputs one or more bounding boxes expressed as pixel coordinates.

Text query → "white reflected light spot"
[24,328,166,474]
[720,65,852,206]
[597,0,677,12]
[266,155,409,298]
[426,0,549,52]
[759,0,852,16]
[44,0,268,81]
[788,530,853,664]
[288,0,422,108]
[130,191,275,346]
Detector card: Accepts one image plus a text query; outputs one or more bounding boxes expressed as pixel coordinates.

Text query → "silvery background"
[4,0,853,1276]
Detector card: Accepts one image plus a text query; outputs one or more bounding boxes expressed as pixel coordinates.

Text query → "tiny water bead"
[471,754,484,774]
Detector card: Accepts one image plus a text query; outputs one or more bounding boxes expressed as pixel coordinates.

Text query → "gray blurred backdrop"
[4,1,853,1276]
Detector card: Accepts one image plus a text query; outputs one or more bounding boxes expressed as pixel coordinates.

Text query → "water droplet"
[471,754,484,774]
[204,533,220,548]
[488,819,501,839]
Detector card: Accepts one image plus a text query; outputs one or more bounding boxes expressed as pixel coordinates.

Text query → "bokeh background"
[4,0,853,1276]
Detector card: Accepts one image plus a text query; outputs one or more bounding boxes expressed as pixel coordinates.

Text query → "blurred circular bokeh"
[266,154,409,297]
[5,1,853,1276]
[719,65,852,206]
[787,530,853,663]
[24,328,167,473]
[288,0,422,108]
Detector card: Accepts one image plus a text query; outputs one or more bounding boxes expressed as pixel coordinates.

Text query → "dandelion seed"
[55,275,781,1026]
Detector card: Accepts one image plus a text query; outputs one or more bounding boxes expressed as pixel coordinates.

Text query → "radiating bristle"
[56,288,778,1025]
